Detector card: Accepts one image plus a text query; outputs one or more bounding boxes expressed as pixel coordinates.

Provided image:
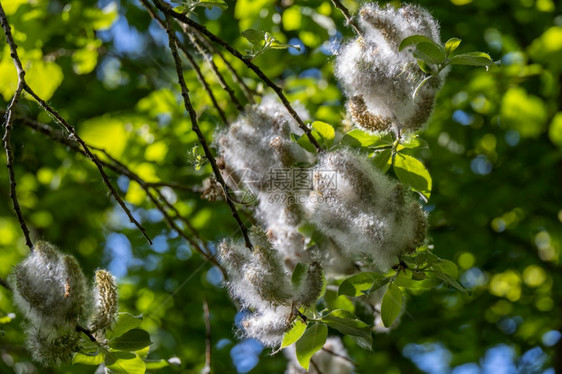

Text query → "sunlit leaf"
[381,282,402,327]
[393,153,432,200]
[109,329,152,351]
[281,319,307,348]
[295,323,327,370]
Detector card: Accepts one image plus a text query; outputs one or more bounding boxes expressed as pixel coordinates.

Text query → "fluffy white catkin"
[303,149,427,271]
[335,3,448,134]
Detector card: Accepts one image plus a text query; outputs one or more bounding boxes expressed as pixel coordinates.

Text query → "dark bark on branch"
[0,2,33,251]
[0,3,152,245]
[203,299,212,374]
[151,0,324,154]
[16,116,226,276]
[0,276,11,291]
[141,0,228,125]
[158,9,253,249]
[330,0,363,37]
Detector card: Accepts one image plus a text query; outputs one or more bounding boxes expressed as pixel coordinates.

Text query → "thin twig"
[0,4,152,246]
[151,0,324,154]
[158,10,253,249]
[203,299,212,374]
[0,3,33,251]
[17,116,226,276]
[192,29,255,103]
[0,277,12,291]
[330,0,363,37]
[182,25,245,112]
[75,326,97,343]
[310,358,324,374]
[322,347,357,365]
[23,87,152,245]
[142,0,228,125]
[179,42,228,125]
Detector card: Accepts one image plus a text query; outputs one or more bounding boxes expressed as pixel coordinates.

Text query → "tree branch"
[16,116,227,275]
[158,10,253,249]
[0,4,152,245]
[330,0,363,37]
[150,0,324,154]
[191,29,255,104]
[182,24,245,112]
[0,276,12,291]
[203,299,212,374]
[141,0,228,125]
[0,2,33,251]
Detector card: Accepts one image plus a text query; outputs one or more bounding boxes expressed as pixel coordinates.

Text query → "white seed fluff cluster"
[217,93,429,350]
[218,96,313,268]
[335,3,448,133]
[219,227,323,347]
[304,149,427,272]
[10,242,119,366]
[284,337,354,374]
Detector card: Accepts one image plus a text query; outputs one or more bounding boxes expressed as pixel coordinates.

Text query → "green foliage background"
[1,0,561,372]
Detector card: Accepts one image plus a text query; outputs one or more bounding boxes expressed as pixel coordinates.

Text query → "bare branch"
[203,299,212,374]
[16,116,227,276]
[0,3,33,251]
[151,0,324,154]
[322,347,357,365]
[182,24,245,112]
[0,276,12,291]
[157,9,253,249]
[141,0,228,125]
[330,0,363,37]
[192,29,255,103]
[0,4,152,245]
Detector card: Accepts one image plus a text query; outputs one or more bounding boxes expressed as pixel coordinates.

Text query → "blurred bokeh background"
[1,0,561,372]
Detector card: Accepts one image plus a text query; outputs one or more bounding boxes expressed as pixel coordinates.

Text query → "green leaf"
[365,276,391,295]
[241,29,265,46]
[400,135,429,149]
[320,310,372,350]
[291,263,307,286]
[433,259,459,279]
[73,352,105,366]
[417,59,433,74]
[341,129,389,148]
[448,52,494,67]
[296,133,319,153]
[393,153,432,200]
[433,272,469,294]
[281,319,307,348]
[445,38,462,56]
[399,35,437,51]
[106,353,146,374]
[381,282,402,327]
[338,272,386,297]
[144,359,169,370]
[295,323,328,370]
[312,121,335,147]
[107,313,143,340]
[413,42,446,64]
[372,149,392,173]
[270,40,301,50]
[394,271,441,290]
[324,288,355,312]
[109,329,152,351]
[195,0,228,10]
